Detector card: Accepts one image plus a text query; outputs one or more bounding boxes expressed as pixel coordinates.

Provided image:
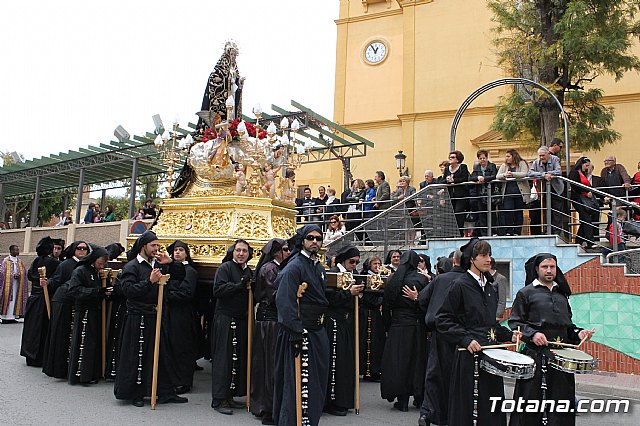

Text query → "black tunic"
[380,270,427,405]
[113,258,176,401]
[162,262,199,388]
[436,272,513,426]
[273,252,329,426]
[508,283,583,426]
[359,285,385,380]
[211,260,252,402]
[67,264,103,384]
[105,271,126,381]
[324,266,357,411]
[418,266,465,424]
[20,256,59,367]
[42,258,78,378]
[250,260,280,417]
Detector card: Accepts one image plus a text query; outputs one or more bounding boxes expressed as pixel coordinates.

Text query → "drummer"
[508,253,594,426]
[436,238,520,426]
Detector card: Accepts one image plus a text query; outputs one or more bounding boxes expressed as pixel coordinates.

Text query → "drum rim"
[482,348,535,364]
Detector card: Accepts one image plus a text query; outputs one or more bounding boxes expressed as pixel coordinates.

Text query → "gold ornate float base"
[129,195,297,267]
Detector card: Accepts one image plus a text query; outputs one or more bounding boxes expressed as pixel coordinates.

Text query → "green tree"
[488,0,640,150]
[95,195,133,221]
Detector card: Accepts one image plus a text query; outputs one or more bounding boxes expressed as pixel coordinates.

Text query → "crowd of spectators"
[295,140,640,250]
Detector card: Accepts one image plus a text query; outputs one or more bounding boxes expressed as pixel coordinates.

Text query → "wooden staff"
[150,274,170,410]
[38,266,51,319]
[354,294,360,415]
[105,270,121,337]
[246,278,253,412]
[99,268,111,379]
[457,343,516,351]
[295,282,308,426]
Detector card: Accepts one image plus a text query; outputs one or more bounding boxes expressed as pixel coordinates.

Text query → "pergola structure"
[0,101,374,227]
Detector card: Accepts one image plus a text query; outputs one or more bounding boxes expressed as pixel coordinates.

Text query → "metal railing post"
[383,214,389,256]
[545,182,552,235]
[487,184,492,236]
[611,198,618,254]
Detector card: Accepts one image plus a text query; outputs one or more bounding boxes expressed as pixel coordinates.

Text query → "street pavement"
[0,322,636,425]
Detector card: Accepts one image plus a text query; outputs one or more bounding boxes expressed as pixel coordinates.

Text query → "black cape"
[20,256,59,366]
[508,283,583,426]
[436,271,513,426]
[211,260,252,402]
[273,252,329,426]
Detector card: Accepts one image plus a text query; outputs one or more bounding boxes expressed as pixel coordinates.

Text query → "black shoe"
[226,398,245,409]
[174,385,191,394]
[393,401,409,412]
[158,394,188,404]
[418,414,430,426]
[194,363,204,371]
[261,414,275,425]
[323,406,348,416]
[212,400,233,415]
[132,398,144,408]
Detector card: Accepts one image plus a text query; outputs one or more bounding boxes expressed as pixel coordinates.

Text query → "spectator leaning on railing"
[443,150,470,236]
[600,155,631,198]
[469,149,498,236]
[496,149,530,236]
[363,179,376,219]
[528,146,565,236]
[569,157,601,248]
[373,171,391,210]
[295,187,315,223]
[419,170,436,189]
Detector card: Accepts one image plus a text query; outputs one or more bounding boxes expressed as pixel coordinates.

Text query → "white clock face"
[364,41,387,64]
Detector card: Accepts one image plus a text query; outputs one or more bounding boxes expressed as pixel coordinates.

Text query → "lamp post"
[395,150,407,176]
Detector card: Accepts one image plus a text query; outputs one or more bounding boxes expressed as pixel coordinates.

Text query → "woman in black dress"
[443,150,470,236]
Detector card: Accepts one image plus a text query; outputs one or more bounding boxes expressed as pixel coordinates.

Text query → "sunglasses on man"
[304,235,323,242]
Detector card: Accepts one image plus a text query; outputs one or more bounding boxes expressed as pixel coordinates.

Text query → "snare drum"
[480,349,536,380]
[549,348,596,374]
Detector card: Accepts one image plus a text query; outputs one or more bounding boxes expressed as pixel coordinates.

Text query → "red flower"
[258,131,267,140]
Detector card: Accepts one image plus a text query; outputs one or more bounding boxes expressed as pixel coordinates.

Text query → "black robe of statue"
[324,265,358,411]
[211,260,252,403]
[67,264,103,384]
[42,257,78,378]
[20,256,59,367]
[508,284,583,426]
[105,272,126,381]
[273,252,329,426]
[359,288,385,380]
[114,258,180,401]
[250,260,281,417]
[436,272,513,426]
[380,270,427,406]
[418,265,465,424]
[162,262,199,389]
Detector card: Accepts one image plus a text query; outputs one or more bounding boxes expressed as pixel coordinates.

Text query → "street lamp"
[395,150,407,176]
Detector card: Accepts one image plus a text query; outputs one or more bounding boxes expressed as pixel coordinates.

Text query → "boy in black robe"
[436,239,519,426]
[21,236,60,367]
[508,253,593,426]
[67,245,111,384]
[43,240,90,378]
[418,249,464,426]
[324,244,364,416]
[211,239,253,415]
[163,240,199,394]
[113,231,187,407]
[250,238,289,424]
[273,225,329,426]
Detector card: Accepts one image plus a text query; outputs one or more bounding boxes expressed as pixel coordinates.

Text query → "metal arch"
[449,78,570,175]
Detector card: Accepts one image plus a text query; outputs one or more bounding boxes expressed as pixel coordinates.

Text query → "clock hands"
[372,45,378,54]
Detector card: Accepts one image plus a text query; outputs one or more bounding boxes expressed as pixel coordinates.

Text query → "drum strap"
[473,353,479,426]
[541,355,548,426]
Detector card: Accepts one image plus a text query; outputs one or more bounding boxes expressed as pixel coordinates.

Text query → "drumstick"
[457,343,517,351]
[516,326,520,351]
[549,341,578,348]
[578,328,596,347]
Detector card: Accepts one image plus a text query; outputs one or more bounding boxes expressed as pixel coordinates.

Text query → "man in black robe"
[324,244,364,416]
[21,236,60,367]
[67,245,111,385]
[273,225,329,426]
[211,239,253,415]
[43,241,90,378]
[163,240,199,394]
[418,249,464,426]
[380,250,427,412]
[114,231,188,407]
[359,256,386,382]
[508,253,593,426]
[250,238,289,425]
[436,239,519,426]
[52,238,65,261]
